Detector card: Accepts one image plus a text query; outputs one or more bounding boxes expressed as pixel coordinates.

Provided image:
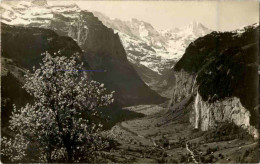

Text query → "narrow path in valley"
[186,142,198,163]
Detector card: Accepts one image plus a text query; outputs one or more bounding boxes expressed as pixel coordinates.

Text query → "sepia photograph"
[0,0,259,163]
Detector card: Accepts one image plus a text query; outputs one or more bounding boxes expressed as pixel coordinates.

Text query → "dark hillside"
[1,23,84,69]
[174,25,259,125]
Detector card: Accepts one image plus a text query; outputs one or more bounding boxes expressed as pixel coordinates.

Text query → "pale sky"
[50,1,259,31]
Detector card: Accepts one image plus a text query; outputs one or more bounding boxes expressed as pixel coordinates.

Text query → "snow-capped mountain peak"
[93,12,212,74]
[0,0,81,26]
[179,21,211,37]
[187,21,204,29]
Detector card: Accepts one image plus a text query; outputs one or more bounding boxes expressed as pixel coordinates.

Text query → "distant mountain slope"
[0,2,166,106]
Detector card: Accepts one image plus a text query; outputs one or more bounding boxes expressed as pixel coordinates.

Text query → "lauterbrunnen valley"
[0,0,259,163]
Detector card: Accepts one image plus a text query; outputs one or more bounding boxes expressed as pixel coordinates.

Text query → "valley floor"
[104,102,259,163]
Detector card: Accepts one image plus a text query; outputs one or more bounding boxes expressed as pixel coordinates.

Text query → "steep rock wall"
[190,92,258,139]
[168,70,196,109]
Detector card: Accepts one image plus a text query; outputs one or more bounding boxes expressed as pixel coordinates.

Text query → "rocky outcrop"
[190,92,258,138]
[168,70,196,109]
[170,24,259,138]
[67,17,89,47]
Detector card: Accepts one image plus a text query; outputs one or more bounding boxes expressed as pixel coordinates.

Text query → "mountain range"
[0,1,213,97]
[0,0,166,109]
[93,12,212,96]
[94,12,212,74]
[1,0,258,131]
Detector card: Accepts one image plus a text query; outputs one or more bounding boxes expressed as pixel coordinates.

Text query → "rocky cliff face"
[171,24,259,138]
[1,2,166,106]
[168,70,196,108]
[190,93,258,138]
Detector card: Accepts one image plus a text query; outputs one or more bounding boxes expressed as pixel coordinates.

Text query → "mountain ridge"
[1,2,166,107]
[0,1,212,98]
